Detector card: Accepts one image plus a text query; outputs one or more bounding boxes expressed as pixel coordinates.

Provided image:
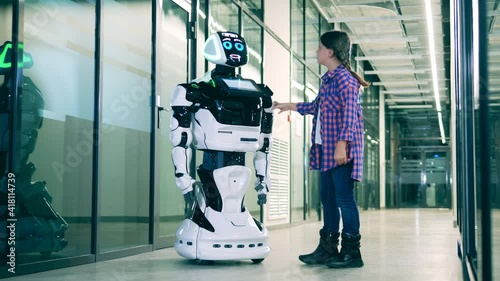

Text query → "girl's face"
[316,43,333,67]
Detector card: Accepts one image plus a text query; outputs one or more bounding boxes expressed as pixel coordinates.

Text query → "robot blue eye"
[222,41,233,50]
[235,43,244,51]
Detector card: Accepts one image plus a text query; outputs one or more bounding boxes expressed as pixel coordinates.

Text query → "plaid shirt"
[297,65,364,181]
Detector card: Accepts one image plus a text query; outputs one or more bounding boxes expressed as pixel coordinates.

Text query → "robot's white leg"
[175,165,270,261]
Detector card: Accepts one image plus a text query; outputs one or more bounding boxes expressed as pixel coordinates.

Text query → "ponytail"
[343,62,370,87]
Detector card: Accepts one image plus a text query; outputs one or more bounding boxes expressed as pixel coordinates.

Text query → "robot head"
[203,31,248,67]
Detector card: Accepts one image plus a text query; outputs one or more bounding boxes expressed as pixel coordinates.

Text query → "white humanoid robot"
[170,31,273,264]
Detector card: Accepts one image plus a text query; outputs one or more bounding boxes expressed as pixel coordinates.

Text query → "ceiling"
[313,0,451,147]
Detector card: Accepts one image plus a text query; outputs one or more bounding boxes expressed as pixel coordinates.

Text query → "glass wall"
[241,0,262,20]
[0,0,95,271]
[208,1,239,35]
[0,0,362,277]
[305,0,321,72]
[241,11,263,217]
[356,53,380,210]
[99,0,152,253]
[482,0,498,279]
[291,0,304,59]
[290,57,305,223]
[289,0,305,224]
[305,69,321,222]
[156,0,189,241]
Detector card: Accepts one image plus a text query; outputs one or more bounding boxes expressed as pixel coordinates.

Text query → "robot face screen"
[203,32,249,67]
[219,32,248,67]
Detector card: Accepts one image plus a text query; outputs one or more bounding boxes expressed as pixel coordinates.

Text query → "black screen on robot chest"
[205,77,263,126]
[216,97,262,126]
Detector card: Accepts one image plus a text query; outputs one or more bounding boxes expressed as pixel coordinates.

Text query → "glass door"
[154,0,189,249]
[397,149,450,208]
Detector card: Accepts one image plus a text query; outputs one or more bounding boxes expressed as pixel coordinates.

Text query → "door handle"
[157,106,165,129]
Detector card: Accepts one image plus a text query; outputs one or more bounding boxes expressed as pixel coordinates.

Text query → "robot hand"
[254,176,270,206]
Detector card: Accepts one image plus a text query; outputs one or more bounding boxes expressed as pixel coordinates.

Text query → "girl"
[273,30,369,268]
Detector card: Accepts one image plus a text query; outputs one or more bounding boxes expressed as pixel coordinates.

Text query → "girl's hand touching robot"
[273,101,297,114]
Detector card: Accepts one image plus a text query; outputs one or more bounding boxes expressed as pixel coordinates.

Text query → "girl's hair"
[320,30,370,87]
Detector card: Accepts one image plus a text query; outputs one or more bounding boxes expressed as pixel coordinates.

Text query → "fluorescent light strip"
[382,89,430,94]
[355,54,423,61]
[373,81,428,86]
[388,105,433,109]
[425,0,445,144]
[366,69,426,75]
[351,36,419,44]
[386,98,436,102]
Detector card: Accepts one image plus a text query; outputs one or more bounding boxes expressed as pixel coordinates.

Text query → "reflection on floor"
[9,209,463,281]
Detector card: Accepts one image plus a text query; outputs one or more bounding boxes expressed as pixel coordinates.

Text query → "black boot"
[298,229,339,265]
[325,232,364,268]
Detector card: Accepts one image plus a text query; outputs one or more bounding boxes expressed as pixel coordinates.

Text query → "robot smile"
[229,54,241,62]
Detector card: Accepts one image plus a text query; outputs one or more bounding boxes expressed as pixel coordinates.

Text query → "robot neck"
[213,65,236,77]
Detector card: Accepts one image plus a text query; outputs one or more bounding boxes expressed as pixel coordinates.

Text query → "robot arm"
[170,85,195,195]
[253,88,274,205]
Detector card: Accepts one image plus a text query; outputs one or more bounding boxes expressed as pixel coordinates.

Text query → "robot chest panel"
[200,96,263,127]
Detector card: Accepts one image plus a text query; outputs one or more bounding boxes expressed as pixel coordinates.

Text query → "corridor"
[9,209,463,281]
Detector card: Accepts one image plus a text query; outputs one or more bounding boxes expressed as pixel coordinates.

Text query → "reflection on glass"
[241,12,262,216]
[158,0,188,238]
[290,58,305,223]
[100,0,151,252]
[208,1,239,34]
[207,1,239,72]
[305,0,321,72]
[486,6,500,276]
[358,60,380,210]
[0,0,95,267]
[241,0,262,20]
[0,1,94,270]
[291,0,304,58]
[305,69,320,221]
[242,13,262,82]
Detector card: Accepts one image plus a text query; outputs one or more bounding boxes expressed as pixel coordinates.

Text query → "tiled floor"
[8,209,463,281]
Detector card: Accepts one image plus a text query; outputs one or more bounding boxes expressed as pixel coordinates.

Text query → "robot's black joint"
[175,173,183,178]
[259,138,270,153]
[261,95,273,108]
[256,175,265,182]
[180,132,188,148]
[261,112,273,134]
[172,106,191,128]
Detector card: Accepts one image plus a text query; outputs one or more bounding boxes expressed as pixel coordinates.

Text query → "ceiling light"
[388,105,433,109]
[351,36,419,44]
[328,15,427,23]
[382,89,431,94]
[365,69,426,75]
[425,0,445,144]
[386,98,436,102]
[355,54,423,61]
[373,81,429,86]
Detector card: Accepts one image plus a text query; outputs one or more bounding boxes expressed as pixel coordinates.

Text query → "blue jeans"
[320,161,360,235]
